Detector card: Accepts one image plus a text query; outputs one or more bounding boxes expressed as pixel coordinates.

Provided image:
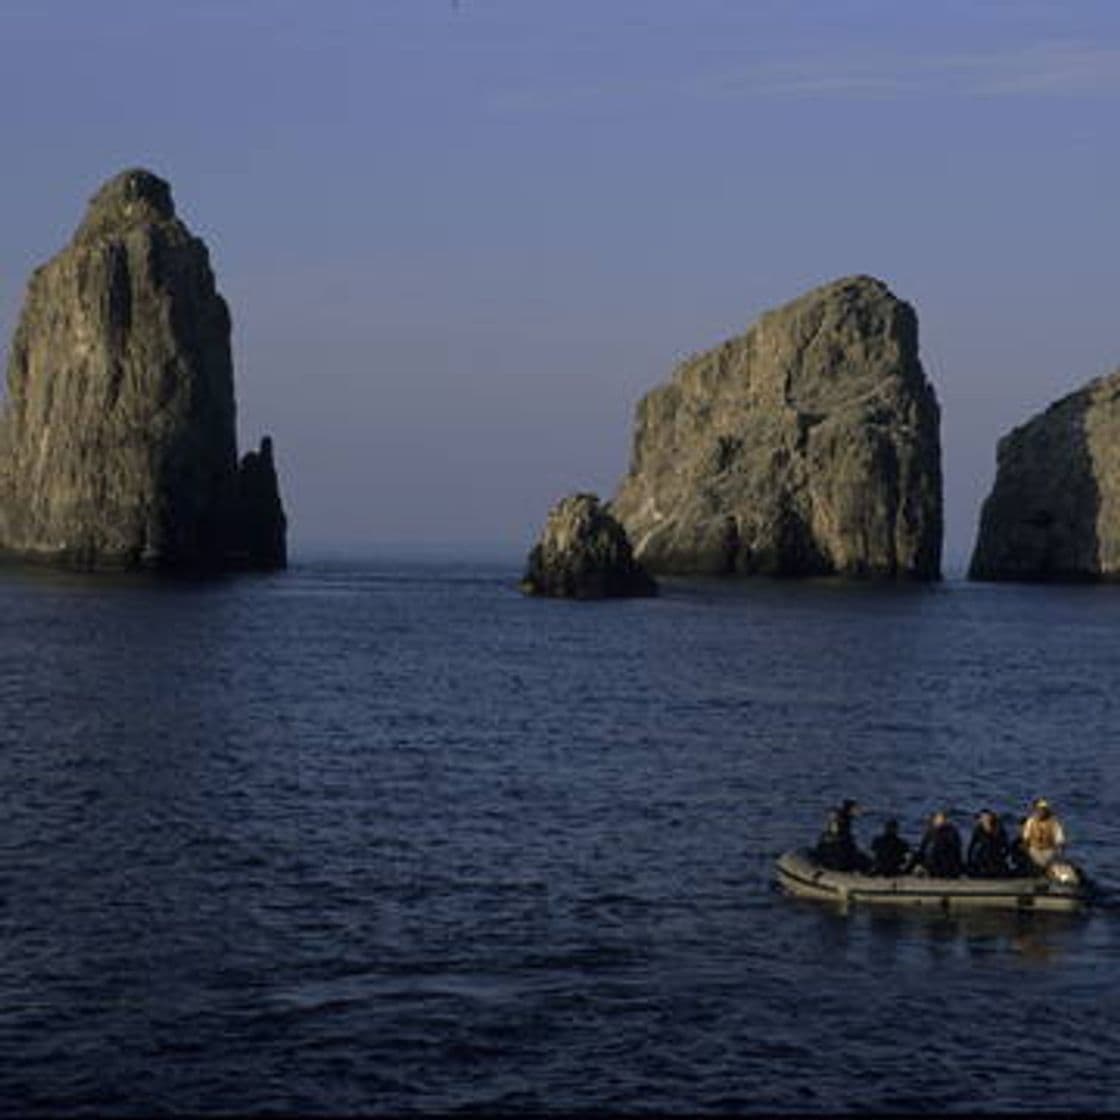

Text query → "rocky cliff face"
[611,276,942,579]
[521,493,657,599]
[0,168,286,571]
[969,370,1120,581]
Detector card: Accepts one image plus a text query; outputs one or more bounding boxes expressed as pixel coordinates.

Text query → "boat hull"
[775,849,1089,913]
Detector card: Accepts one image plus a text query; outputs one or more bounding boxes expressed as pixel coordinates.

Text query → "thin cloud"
[692,60,918,100]
[698,42,1120,101]
[491,41,1120,115]
[934,43,1120,95]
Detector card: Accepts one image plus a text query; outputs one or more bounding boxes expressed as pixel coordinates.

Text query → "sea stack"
[611,276,942,579]
[521,493,658,599]
[969,370,1120,581]
[0,168,286,571]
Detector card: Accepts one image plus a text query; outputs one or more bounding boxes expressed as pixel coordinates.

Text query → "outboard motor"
[1046,860,1082,887]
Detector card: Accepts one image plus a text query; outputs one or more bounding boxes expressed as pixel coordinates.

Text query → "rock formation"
[969,370,1120,581]
[0,168,286,571]
[233,436,288,570]
[521,493,658,599]
[611,275,942,579]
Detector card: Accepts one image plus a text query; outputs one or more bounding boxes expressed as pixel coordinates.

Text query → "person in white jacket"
[1021,797,1066,869]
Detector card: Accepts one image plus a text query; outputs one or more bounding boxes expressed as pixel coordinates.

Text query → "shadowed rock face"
[611,276,942,579]
[0,168,286,571]
[969,372,1120,582]
[521,493,657,599]
[234,437,288,571]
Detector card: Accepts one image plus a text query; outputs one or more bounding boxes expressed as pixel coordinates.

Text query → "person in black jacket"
[916,810,964,878]
[814,799,871,872]
[870,818,912,876]
[814,811,847,870]
[966,809,1011,878]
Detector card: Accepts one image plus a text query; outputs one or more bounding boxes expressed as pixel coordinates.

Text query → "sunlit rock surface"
[611,276,942,579]
[970,370,1120,581]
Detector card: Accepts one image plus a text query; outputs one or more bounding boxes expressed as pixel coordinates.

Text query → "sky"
[2,1,1119,571]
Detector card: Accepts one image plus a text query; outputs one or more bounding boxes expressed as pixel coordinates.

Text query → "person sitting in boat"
[870,818,912,877]
[814,812,846,870]
[915,810,964,878]
[814,799,871,872]
[966,809,1011,878]
[1021,797,1066,869]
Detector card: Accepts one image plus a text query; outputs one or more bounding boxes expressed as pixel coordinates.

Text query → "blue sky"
[2,1,1119,568]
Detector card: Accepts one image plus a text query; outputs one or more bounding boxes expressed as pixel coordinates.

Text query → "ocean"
[0,558,1117,1114]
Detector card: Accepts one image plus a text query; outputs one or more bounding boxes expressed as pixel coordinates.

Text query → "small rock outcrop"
[233,436,288,570]
[611,276,943,579]
[969,371,1120,581]
[521,493,658,599]
[0,168,286,571]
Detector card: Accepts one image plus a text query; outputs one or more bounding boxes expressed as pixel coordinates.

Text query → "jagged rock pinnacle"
[76,168,177,242]
[0,168,287,572]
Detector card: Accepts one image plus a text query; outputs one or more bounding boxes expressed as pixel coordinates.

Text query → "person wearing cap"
[916,810,964,878]
[870,818,912,877]
[1021,798,1066,869]
[813,811,847,870]
[813,799,871,872]
[966,809,1011,878]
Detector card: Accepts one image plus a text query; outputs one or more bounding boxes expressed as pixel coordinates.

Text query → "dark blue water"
[1,559,1118,1114]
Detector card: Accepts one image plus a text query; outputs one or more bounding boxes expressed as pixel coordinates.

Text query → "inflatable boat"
[775,848,1091,913]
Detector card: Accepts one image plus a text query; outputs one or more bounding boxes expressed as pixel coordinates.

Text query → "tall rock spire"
[0,168,286,571]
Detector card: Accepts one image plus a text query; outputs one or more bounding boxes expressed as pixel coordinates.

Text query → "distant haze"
[2,1,1118,572]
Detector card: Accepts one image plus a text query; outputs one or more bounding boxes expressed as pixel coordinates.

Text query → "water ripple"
[0,564,1118,1113]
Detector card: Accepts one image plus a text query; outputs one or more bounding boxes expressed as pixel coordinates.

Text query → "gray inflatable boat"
[775,848,1091,912]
